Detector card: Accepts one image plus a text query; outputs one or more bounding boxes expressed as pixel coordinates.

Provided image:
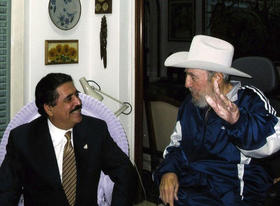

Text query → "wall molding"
[10,0,25,117]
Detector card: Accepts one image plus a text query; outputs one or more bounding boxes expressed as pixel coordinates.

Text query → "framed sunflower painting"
[45,40,79,65]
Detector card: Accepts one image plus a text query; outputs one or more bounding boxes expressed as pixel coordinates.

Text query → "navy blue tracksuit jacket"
[154,81,280,206]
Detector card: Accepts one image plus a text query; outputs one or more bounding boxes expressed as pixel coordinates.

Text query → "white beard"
[191,95,208,108]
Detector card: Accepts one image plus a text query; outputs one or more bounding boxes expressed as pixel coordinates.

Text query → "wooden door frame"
[134,0,144,171]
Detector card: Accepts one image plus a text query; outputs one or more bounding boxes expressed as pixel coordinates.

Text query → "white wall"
[11,0,135,161]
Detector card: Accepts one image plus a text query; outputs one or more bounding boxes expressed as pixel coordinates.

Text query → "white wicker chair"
[0,93,129,206]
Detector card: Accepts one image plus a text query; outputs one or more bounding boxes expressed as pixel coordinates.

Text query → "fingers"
[206,80,240,124]
[174,183,179,201]
[205,95,216,109]
[213,79,221,95]
[160,182,175,206]
[219,94,232,111]
[206,94,228,120]
[273,177,280,184]
[213,80,230,109]
[159,173,179,206]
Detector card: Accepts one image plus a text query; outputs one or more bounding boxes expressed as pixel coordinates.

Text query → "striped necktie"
[62,131,77,206]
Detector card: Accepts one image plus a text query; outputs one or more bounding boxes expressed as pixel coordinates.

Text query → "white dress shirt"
[47,119,73,181]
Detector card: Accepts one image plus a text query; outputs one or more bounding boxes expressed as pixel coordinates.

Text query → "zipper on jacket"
[204,106,211,123]
[202,106,211,143]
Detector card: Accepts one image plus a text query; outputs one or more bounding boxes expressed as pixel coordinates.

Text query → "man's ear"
[44,104,53,116]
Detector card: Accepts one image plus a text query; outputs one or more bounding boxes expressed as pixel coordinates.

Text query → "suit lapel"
[72,123,90,204]
[72,125,87,173]
[30,117,62,187]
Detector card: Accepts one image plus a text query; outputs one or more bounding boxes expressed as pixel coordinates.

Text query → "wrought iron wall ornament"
[95,0,112,14]
[100,15,107,68]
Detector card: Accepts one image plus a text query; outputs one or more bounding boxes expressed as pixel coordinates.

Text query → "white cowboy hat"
[164,35,251,78]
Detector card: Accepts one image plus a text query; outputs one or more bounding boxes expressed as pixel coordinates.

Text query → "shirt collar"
[227,80,241,102]
[48,119,73,147]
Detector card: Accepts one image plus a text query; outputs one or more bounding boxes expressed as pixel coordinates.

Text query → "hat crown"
[164,35,251,78]
[188,35,234,67]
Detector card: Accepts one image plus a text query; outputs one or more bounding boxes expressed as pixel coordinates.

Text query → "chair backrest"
[0,93,128,206]
[232,56,280,179]
[232,56,280,115]
[149,101,179,152]
[232,56,279,94]
[144,96,179,171]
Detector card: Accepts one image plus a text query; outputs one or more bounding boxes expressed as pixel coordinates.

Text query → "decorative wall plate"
[48,0,81,30]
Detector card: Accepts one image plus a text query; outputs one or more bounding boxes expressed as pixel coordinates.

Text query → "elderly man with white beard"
[153,35,280,206]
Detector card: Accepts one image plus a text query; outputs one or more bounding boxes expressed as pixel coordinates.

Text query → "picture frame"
[45,40,79,65]
[168,0,195,41]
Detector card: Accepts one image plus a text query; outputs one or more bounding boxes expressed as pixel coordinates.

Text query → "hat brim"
[165,52,252,78]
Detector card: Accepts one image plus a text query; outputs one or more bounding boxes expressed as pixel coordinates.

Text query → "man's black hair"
[35,73,73,117]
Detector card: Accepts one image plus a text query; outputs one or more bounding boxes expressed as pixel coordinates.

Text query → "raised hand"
[205,80,240,124]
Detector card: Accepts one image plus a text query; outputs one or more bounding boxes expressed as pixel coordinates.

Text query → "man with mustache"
[0,73,136,206]
[154,35,280,206]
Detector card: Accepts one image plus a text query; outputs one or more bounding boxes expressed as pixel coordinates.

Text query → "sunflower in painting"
[47,43,78,64]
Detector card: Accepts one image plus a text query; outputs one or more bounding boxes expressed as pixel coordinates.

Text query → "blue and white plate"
[48,0,81,30]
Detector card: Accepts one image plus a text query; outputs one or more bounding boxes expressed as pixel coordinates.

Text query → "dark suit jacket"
[0,115,136,206]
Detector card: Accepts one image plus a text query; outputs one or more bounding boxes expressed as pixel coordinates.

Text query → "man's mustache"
[70,104,82,113]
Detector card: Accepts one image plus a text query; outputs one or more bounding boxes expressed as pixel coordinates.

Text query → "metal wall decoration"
[100,15,107,68]
[95,0,112,14]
